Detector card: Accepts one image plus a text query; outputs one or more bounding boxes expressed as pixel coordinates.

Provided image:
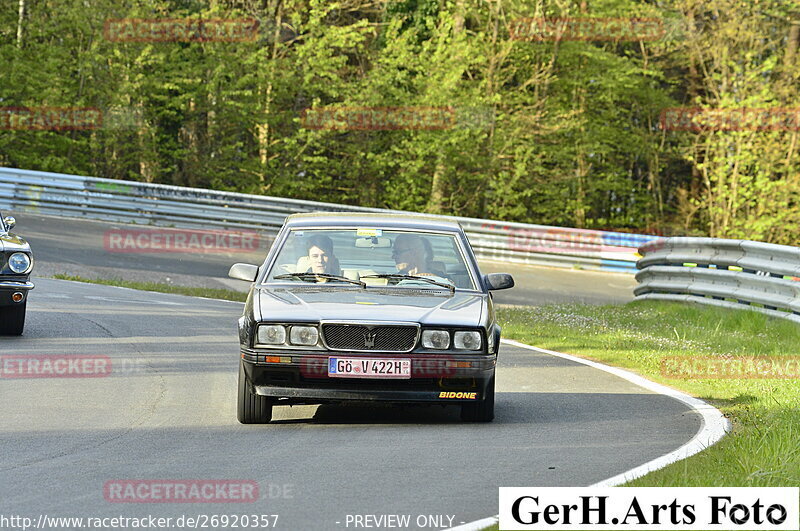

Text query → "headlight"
[422,330,450,349]
[8,253,31,274]
[454,331,482,350]
[257,324,286,345]
[289,325,319,346]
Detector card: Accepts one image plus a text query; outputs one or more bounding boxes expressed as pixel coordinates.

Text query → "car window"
[264,228,477,290]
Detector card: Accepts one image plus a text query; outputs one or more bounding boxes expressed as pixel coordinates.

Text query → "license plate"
[328,357,411,378]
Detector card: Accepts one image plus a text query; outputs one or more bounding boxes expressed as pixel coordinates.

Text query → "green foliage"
[1,0,798,242]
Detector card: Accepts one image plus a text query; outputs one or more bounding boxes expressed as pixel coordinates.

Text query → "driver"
[305,235,342,276]
[392,234,446,277]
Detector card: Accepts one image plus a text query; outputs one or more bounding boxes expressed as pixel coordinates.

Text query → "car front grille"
[321,324,418,352]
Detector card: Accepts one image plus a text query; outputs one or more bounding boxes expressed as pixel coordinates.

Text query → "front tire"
[0,302,26,336]
[460,375,495,422]
[237,361,273,424]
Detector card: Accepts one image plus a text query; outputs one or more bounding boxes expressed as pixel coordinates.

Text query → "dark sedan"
[228,213,513,423]
[0,213,34,335]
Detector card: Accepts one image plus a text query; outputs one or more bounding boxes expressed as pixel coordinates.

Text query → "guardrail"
[0,167,655,272]
[635,237,800,324]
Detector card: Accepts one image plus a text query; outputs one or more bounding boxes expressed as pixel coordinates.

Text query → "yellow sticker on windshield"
[356,228,382,237]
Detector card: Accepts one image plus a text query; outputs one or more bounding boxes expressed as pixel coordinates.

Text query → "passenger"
[305,235,342,277]
[392,234,446,277]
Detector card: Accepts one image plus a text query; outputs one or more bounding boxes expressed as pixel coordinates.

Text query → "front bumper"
[241,349,495,405]
[0,280,34,306]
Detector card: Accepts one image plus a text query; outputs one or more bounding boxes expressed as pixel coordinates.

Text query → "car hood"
[0,232,30,253]
[255,287,486,327]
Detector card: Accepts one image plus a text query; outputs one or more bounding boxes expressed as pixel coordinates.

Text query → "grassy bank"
[497,301,799,486]
[52,274,248,302]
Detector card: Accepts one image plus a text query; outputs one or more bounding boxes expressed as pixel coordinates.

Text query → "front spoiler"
[253,385,485,404]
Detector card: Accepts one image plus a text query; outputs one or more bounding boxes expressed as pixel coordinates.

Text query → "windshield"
[264,228,477,290]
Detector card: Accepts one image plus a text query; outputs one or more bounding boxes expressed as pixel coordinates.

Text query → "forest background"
[2,0,799,243]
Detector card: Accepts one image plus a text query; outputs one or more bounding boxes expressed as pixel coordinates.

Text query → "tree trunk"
[426,0,467,214]
[453,0,465,33]
[573,0,590,228]
[257,1,284,188]
[16,0,24,47]
[427,166,447,214]
[784,20,800,70]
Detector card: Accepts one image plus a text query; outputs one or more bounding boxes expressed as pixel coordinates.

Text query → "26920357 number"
[196,514,279,528]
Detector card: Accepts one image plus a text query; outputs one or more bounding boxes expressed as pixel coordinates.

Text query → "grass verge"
[497,300,799,487]
[52,274,247,302]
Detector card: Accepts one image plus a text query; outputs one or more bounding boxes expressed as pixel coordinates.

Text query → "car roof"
[284,212,464,232]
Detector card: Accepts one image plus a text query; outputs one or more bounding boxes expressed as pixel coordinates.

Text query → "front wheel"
[0,302,26,336]
[237,361,273,424]
[460,375,495,422]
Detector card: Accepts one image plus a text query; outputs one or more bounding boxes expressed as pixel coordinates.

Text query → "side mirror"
[228,263,259,282]
[3,216,16,230]
[484,273,514,291]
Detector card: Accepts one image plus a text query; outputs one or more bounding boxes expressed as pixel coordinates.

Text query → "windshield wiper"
[274,273,365,288]
[360,274,455,292]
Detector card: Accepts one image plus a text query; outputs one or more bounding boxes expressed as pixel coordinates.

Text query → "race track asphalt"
[0,279,700,531]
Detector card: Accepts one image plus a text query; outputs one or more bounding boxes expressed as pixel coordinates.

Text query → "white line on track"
[445,338,731,531]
